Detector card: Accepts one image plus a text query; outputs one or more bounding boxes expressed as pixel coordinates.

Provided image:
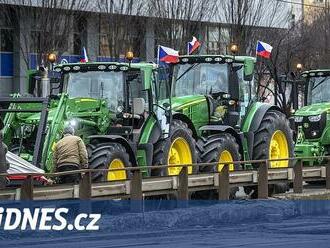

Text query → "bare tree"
[97,0,146,59]
[0,0,90,68]
[218,0,290,54]
[147,0,216,53]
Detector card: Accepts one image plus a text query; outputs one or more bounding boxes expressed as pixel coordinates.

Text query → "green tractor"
[293,69,330,166]
[168,55,294,194]
[2,61,197,182]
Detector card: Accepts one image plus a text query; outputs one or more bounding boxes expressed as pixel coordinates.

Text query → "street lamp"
[126,51,134,67]
[47,53,57,64]
[296,63,303,72]
[230,44,239,55]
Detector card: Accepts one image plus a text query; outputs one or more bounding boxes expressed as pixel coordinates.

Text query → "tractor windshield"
[172,63,229,97]
[307,76,330,104]
[64,71,124,111]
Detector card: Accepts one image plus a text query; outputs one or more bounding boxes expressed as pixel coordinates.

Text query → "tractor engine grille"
[302,113,326,139]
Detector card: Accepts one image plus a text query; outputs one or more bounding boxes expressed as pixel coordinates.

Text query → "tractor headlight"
[294,116,303,123]
[308,114,322,122]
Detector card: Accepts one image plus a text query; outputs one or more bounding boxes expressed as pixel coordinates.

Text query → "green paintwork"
[241,102,265,132]
[295,103,330,116]
[138,115,157,144]
[171,95,209,135]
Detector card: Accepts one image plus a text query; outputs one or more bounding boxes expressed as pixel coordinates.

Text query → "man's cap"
[63,125,74,135]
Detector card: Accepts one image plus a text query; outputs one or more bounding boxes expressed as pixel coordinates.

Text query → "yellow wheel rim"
[269,130,289,168]
[218,150,234,172]
[167,137,193,176]
[107,159,127,181]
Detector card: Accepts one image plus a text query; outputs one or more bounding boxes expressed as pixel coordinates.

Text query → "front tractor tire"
[253,110,294,168]
[196,133,241,199]
[251,110,294,195]
[87,142,132,182]
[152,120,197,176]
[197,133,241,172]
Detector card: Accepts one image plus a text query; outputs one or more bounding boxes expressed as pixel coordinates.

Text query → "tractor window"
[153,68,170,101]
[307,76,330,104]
[236,64,256,103]
[126,71,149,111]
[64,71,124,112]
[172,63,229,97]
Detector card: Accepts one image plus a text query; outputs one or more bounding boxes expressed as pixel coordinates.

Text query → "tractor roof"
[301,69,330,78]
[177,55,256,64]
[53,62,156,73]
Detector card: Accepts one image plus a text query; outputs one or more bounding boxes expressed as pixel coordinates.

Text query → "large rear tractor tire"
[87,142,132,182]
[196,133,242,199]
[152,120,197,176]
[249,110,294,196]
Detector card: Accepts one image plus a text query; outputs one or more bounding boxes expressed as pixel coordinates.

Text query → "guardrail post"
[326,161,330,190]
[218,164,229,200]
[130,169,143,212]
[79,171,91,199]
[178,165,189,205]
[131,169,143,200]
[21,175,33,200]
[293,160,303,193]
[258,161,268,199]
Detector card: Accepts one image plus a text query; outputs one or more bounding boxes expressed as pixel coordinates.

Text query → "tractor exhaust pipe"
[39,66,50,98]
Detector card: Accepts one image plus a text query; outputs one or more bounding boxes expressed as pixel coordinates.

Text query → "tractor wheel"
[196,133,241,199]
[152,120,197,176]
[197,133,241,172]
[87,142,131,182]
[251,110,294,195]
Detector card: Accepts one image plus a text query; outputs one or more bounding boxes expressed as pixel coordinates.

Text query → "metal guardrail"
[0,158,330,202]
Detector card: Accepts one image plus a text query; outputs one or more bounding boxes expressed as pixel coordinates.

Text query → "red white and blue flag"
[80,47,89,63]
[158,45,179,63]
[256,41,273,59]
[188,36,201,54]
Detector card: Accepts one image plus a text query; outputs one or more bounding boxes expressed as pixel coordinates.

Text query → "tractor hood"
[22,97,106,123]
[295,102,330,116]
[171,95,207,111]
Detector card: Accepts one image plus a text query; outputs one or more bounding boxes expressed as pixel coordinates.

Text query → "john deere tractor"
[2,61,197,182]
[169,55,294,194]
[293,69,330,166]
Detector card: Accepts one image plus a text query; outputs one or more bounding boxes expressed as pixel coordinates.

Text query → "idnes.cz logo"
[0,207,101,231]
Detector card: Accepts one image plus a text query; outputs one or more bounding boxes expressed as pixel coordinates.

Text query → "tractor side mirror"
[243,59,254,81]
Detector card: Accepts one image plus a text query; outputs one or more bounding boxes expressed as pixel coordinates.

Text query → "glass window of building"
[0,29,13,52]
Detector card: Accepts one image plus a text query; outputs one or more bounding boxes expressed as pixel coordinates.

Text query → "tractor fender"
[248,104,282,133]
[245,104,282,159]
[88,135,137,166]
[199,125,244,157]
[172,113,198,139]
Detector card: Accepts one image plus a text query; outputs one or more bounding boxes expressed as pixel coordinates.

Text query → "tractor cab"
[53,62,164,141]
[171,55,256,130]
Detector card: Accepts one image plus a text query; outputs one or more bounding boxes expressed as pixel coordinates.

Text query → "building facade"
[0,1,294,96]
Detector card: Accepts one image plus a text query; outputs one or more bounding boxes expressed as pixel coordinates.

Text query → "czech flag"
[158,45,179,63]
[80,47,89,63]
[256,41,273,59]
[188,36,201,54]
